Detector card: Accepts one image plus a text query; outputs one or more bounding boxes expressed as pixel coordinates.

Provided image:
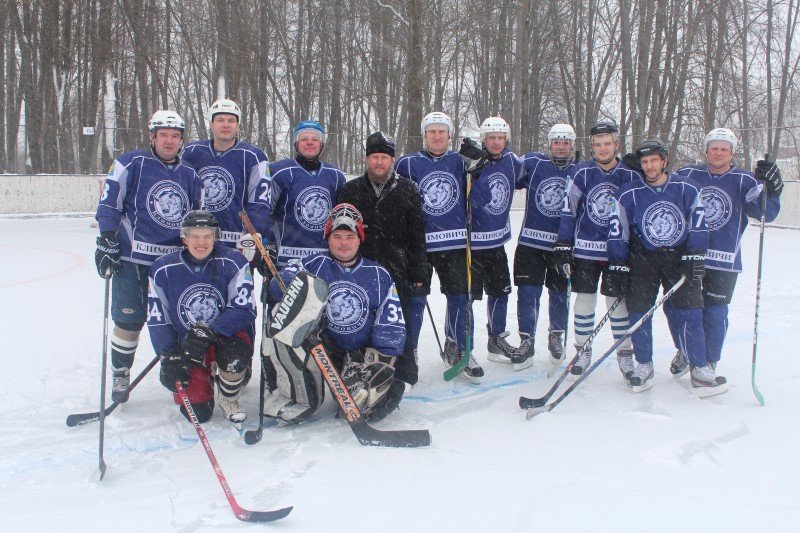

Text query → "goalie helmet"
[420,112,453,136]
[181,210,220,239]
[704,127,737,152]
[208,98,241,121]
[148,110,185,133]
[479,116,511,141]
[324,203,365,242]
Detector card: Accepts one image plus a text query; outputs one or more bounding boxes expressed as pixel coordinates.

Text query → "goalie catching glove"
[342,348,405,422]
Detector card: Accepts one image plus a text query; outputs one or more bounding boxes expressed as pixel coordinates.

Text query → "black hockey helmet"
[181,210,220,239]
[589,121,619,136]
[636,139,668,160]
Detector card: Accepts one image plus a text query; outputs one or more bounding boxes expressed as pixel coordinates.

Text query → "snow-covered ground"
[1,212,797,532]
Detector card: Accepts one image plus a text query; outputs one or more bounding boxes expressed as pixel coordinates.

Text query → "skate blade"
[458,372,482,385]
[693,383,728,398]
[513,359,534,371]
[631,381,654,393]
[548,355,565,366]
[487,352,512,364]
[671,368,689,379]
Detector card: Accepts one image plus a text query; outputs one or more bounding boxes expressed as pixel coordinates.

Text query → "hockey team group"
[90,98,784,435]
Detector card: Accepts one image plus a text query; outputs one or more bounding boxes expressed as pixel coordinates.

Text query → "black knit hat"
[366,131,396,157]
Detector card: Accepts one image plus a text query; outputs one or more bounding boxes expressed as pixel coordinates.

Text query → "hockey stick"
[520,297,622,409]
[443,167,476,381]
[66,353,160,427]
[175,381,292,522]
[426,300,444,358]
[244,276,270,445]
[240,211,431,447]
[98,272,111,480]
[526,277,685,419]
[751,154,771,406]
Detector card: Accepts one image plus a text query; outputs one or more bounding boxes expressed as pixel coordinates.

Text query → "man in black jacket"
[338,131,429,385]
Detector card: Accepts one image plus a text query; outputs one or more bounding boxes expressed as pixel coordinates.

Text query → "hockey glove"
[182,325,218,366]
[755,160,783,197]
[160,350,189,392]
[95,232,121,278]
[605,262,631,297]
[680,251,706,285]
[553,240,574,278]
[459,137,488,176]
[342,351,396,415]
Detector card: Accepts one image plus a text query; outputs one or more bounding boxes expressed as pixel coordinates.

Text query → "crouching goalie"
[262,203,408,424]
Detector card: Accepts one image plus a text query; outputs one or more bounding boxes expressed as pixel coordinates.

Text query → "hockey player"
[148,211,257,425]
[263,203,407,423]
[554,121,638,378]
[395,111,484,381]
[607,139,725,396]
[469,117,527,370]
[337,131,428,385]
[182,98,271,259]
[513,123,577,367]
[94,110,202,403]
[267,121,346,266]
[666,128,782,377]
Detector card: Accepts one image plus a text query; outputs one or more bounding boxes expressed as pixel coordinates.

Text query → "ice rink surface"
[0,212,797,532]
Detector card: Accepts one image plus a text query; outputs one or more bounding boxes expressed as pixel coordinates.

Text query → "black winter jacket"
[338,171,430,296]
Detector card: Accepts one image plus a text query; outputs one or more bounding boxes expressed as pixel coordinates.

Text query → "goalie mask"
[324,203,365,242]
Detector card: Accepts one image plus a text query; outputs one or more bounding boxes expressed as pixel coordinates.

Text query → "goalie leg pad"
[262,339,324,424]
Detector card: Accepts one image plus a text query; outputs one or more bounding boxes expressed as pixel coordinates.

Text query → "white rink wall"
[0,174,104,215]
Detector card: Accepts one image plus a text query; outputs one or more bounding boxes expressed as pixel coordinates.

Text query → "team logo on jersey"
[177,284,224,329]
[147,182,190,229]
[701,186,732,231]
[535,177,566,217]
[420,171,459,216]
[483,172,511,215]
[642,201,685,247]
[295,186,332,232]
[326,282,369,334]
[199,166,236,211]
[586,183,617,226]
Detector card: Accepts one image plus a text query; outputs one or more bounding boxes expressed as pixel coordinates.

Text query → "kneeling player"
[263,203,408,424]
[147,211,257,426]
[608,140,726,397]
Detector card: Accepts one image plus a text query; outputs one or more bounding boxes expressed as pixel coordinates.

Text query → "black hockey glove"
[459,137,488,176]
[605,262,631,297]
[182,325,218,366]
[755,160,783,197]
[256,242,278,277]
[95,232,121,278]
[553,241,574,278]
[160,350,189,393]
[680,251,705,285]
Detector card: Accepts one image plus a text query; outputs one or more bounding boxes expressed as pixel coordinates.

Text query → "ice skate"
[511,333,535,371]
[617,349,634,380]
[690,364,728,398]
[570,348,591,376]
[629,361,654,392]
[111,367,130,403]
[669,349,689,378]
[487,330,516,364]
[547,330,565,365]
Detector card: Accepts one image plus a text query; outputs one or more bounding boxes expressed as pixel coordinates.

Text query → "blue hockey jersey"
[470,150,524,249]
[558,158,641,260]
[608,174,708,262]
[270,254,406,357]
[676,165,781,272]
[147,244,257,355]
[517,152,574,251]
[96,149,203,266]
[182,140,271,245]
[395,151,467,252]
[268,158,346,266]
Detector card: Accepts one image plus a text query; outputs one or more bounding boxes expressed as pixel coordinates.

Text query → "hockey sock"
[669,307,707,367]
[703,304,728,364]
[406,295,427,350]
[608,296,632,351]
[517,285,542,336]
[627,311,653,363]
[111,328,140,371]
[487,294,509,335]
[217,370,246,399]
[573,292,597,349]
[548,288,568,332]
[445,294,469,351]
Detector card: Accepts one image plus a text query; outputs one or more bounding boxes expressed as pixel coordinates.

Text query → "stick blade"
[352,419,432,448]
[518,396,546,410]
[525,406,549,420]
[66,411,102,427]
[243,428,263,445]
[238,506,293,523]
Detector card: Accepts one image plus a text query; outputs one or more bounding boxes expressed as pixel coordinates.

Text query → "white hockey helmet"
[421,112,453,136]
[479,116,511,141]
[704,127,737,152]
[208,98,241,121]
[548,123,577,143]
[148,110,185,133]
